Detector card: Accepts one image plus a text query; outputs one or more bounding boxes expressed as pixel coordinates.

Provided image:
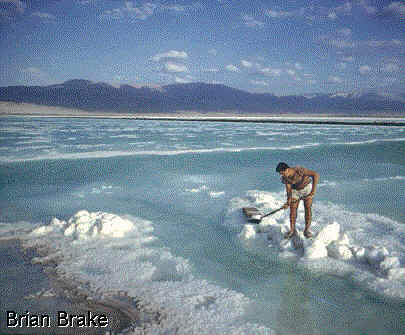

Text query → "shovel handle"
[261,206,284,219]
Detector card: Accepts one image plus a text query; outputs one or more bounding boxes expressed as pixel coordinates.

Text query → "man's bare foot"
[284,230,296,239]
[304,230,313,238]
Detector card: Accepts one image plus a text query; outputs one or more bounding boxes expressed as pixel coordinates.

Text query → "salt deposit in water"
[24,210,277,335]
[227,190,405,299]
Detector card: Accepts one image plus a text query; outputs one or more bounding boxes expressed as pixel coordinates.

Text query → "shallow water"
[0,116,404,334]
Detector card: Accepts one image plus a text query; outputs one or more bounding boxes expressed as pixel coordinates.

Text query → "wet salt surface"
[1,116,405,335]
[0,239,49,315]
[8,206,403,335]
[0,239,134,335]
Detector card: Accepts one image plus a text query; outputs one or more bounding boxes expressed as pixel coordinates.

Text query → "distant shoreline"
[1,101,404,126]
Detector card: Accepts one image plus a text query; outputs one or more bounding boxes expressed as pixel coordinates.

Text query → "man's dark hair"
[276,162,289,173]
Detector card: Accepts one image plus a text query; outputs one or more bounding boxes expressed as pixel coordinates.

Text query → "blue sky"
[1,0,404,96]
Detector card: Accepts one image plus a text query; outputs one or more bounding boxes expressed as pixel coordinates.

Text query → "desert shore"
[1,101,404,126]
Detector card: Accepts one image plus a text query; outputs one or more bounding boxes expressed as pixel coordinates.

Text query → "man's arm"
[283,183,292,208]
[303,168,319,197]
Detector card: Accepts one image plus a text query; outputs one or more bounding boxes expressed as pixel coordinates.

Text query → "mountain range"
[0,80,403,114]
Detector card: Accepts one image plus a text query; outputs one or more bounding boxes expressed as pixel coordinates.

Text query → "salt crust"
[229,190,405,299]
[10,195,405,334]
[25,210,277,335]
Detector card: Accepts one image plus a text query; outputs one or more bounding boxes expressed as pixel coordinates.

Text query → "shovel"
[242,206,285,224]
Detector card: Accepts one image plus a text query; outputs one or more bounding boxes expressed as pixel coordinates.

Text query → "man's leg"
[287,199,299,236]
[303,197,313,237]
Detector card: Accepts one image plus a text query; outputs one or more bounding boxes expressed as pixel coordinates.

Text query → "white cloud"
[328,75,343,83]
[285,68,301,81]
[391,39,403,46]
[385,2,405,16]
[328,2,352,20]
[335,2,352,14]
[163,3,202,13]
[203,68,219,73]
[329,39,355,48]
[364,5,377,14]
[175,77,187,83]
[358,0,377,14]
[22,67,44,76]
[322,33,402,51]
[208,49,218,56]
[286,69,296,76]
[101,8,124,19]
[152,50,188,62]
[241,60,253,68]
[101,1,156,20]
[294,63,303,70]
[264,2,374,22]
[242,14,264,27]
[359,65,371,75]
[77,0,102,4]
[382,63,399,73]
[365,39,404,48]
[328,12,337,20]
[77,0,94,5]
[338,28,352,37]
[165,5,186,12]
[226,64,240,72]
[337,62,347,70]
[175,75,193,83]
[342,56,354,62]
[250,80,268,86]
[0,0,25,18]
[259,67,282,77]
[100,2,201,20]
[31,12,56,20]
[266,9,294,18]
[366,40,385,47]
[124,1,156,20]
[164,62,188,73]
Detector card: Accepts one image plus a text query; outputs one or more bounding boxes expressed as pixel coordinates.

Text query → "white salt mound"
[230,191,405,299]
[31,210,134,240]
[27,210,278,335]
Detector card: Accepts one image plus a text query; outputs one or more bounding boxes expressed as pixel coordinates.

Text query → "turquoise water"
[0,117,404,334]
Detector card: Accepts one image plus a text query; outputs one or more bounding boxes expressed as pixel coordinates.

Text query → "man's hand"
[305,192,315,199]
[283,199,291,209]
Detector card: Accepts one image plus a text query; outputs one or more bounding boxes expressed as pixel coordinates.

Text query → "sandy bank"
[1,101,404,126]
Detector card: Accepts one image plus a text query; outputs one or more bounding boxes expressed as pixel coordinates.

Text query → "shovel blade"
[242,207,262,224]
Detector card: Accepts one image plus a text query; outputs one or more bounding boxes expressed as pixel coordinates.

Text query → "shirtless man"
[276,162,319,239]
